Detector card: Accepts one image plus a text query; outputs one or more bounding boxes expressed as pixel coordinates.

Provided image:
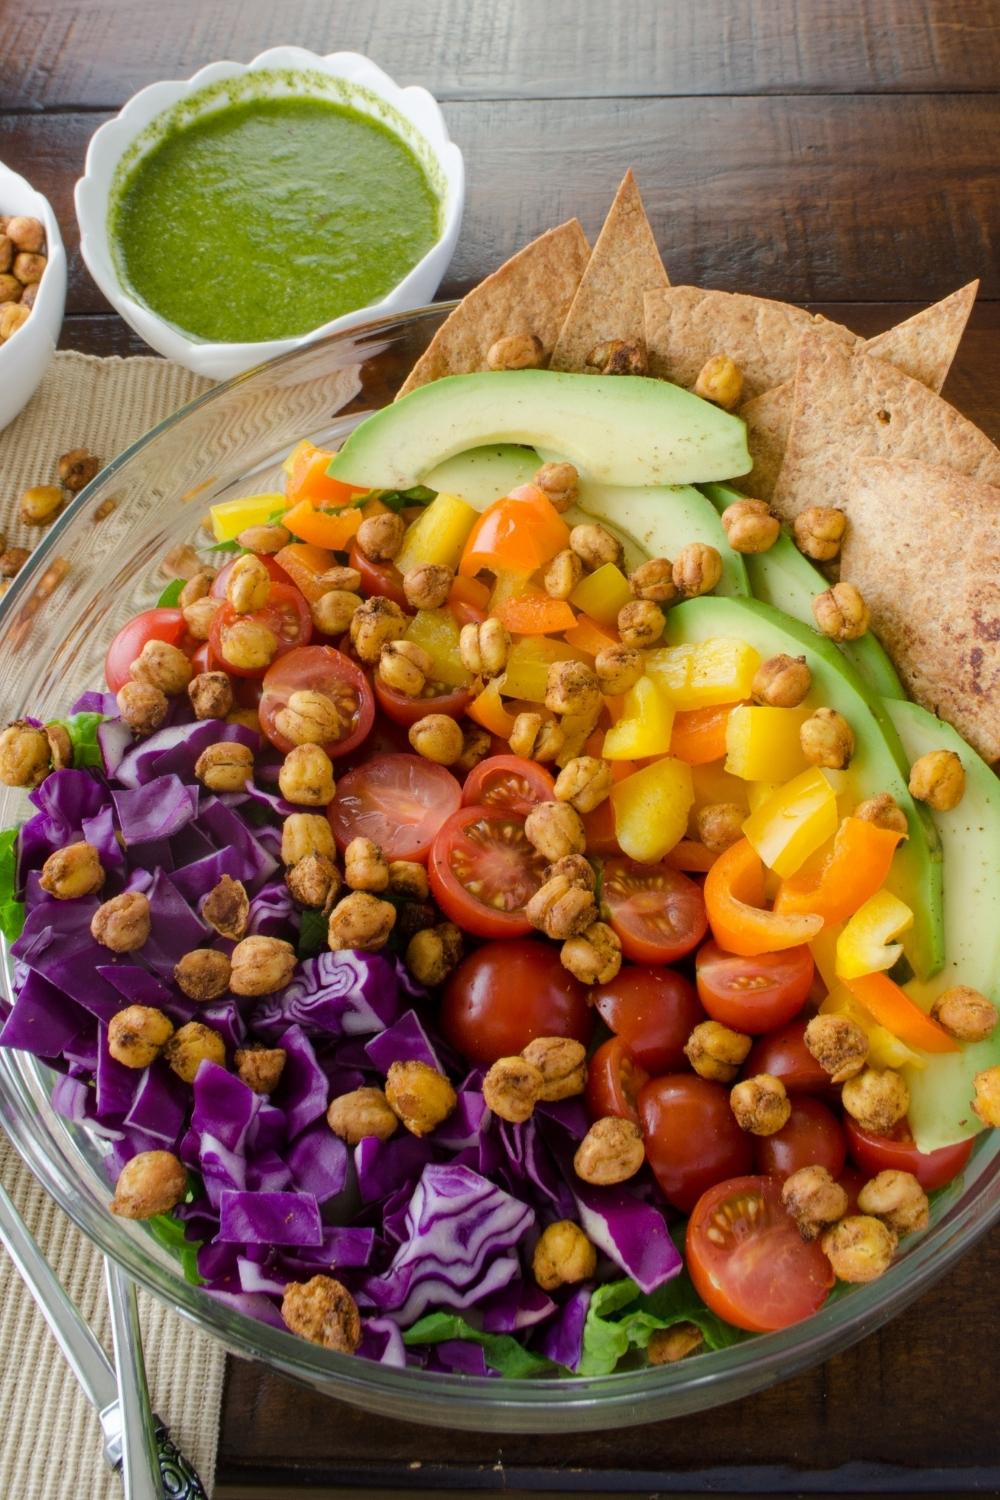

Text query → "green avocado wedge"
[327,372,752,490]
[664,596,944,980]
[700,485,904,699]
[575,481,749,599]
[886,699,1000,1152]
[421,444,542,509]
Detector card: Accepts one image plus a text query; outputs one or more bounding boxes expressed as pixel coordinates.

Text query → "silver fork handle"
[104,1260,171,1500]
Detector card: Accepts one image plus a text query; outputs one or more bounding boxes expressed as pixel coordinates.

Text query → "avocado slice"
[665,596,944,979]
[886,699,1000,1152]
[327,372,752,491]
[422,444,542,509]
[575,481,749,598]
[701,485,904,698]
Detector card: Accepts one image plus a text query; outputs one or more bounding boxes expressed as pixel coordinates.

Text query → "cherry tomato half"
[638,1073,753,1213]
[845,1117,974,1192]
[441,939,593,1066]
[105,608,186,694]
[429,804,549,938]
[603,858,708,965]
[211,554,290,597]
[743,1017,831,1093]
[696,941,814,1035]
[209,581,312,678]
[753,1096,847,1181]
[348,539,408,609]
[585,1037,650,1126]
[591,966,705,1075]
[687,1175,834,1332]
[374,676,473,729]
[328,753,461,863]
[461,755,556,819]
[259,645,374,759]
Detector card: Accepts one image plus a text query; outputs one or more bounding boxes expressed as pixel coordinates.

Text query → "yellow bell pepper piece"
[645,644,695,698]
[602,675,676,760]
[489,569,533,614]
[820,987,926,1071]
[395,492,479,573]
[741,768,838,878]
[690,761,749,811]
[502,638,580,703]
[569,563,633,629]
[611,757,694,862]
[209,492,287,543]
[724,704,811,782]
[835,889,914,981]
[650,638,760,711]
[747,781,782,814]
[404,609,470,689]
[810,922,844,993]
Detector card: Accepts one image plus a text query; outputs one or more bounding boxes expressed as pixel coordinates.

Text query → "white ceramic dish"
[0,162,67,433]
[74,47,464,380]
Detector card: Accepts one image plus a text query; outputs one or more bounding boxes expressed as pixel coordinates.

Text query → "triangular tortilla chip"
[772,334,1000,522]
[549,171,669,371]
[643,288,860,405]
[841,457,1000,761]
[397,220,590,397]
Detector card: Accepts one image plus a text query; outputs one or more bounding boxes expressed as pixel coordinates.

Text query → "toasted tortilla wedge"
[841,457,1000,762]
[396,219,591,397]
[549,171,669,372]
[771,335,1000,522]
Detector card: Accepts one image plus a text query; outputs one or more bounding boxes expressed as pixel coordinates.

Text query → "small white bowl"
[75,47,464,380]
[0,163,67,433]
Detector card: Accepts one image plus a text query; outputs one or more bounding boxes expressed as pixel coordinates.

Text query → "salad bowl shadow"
[0,305,997,1431]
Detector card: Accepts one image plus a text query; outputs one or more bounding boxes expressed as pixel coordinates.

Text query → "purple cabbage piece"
[364,1009,443,1075]
[205,1289,286,1330]
[115,721,258,789]
[95,1026,139,1121]
[248,1102,287,1156]
[226,782,297,819]
[199,1000,247,1052]
[23,771,109,862]
[123,1065,188,1147]
[537,1285,592,1371]
[112,776,198,844]
[12,891,124,1023]
[276,1025,329,1140]
[81,804,126,883]
[246,881,298,938]
[97,965,197,1026]
[237,1258,289,1296]
[253,951,402,1039]
[431,1340,489,1377]
[286,1122,348,1205]
[191,1061,261,1153]
[98,718,133,778]
[433,1091,489,1152]
[354,1133,436,1207]
[193,798,277,886]
[248,1152,293,1193]
[218,1189,323,1247]
[280,1225,377,1276]
[480,1279,556,1333]
[199,1133,248,1208]
[359,1317,406,1368]
[0,970,89,1059]
[134,869,210,978]
[51,1074,124,1139]
[571,1179,682,1295]
[71,689,118,716]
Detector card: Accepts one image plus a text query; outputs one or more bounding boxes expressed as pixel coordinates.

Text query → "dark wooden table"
[3,2,999,1494]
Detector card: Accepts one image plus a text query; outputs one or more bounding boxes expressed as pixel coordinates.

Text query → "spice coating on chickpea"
[629,557,677,604]
[327,1086,399,1144]
[524,800,586,862]
[721,498,780,553]
[617,598,665,649]
[813,581,870,641]
[509,712,565,763]
[405,922,463,986]
[409,713,464,766]
[229,935,297,996]
[220,617,278,672]
[821,1215,896,1283]
[344,836,390,893]
[695,802,745,854]
[459,617,510,678]
[800,707,854,769]
[327,891,396,951]
[930,985,997,1042]
[647,1323,704,1364]
[7,215,45,252]
[275,688,344,747]
[534,461,578,512]
[130,638,193,695]
[486,332,543,370]
[178,569,216,608]
[569,522,622,572]
[730,1073,791,1135]
[20,485,63,526]
[854,792,908,835]
[187,670,233,722]
[694,353,744,408]
[385,1059,457,1136]
[545,659,601,717]
[532,1220,597,1292]
[282,1275,362,1353]
[589,338,647,375]
[163,1022,227,1084]
[282,812,336,867]
[483,1055,545,1123]
[402,563,452,610]
[174,948,231,1001]
[182,596,221,642]
[44,722,72,771]
[972,1066,1000,1128]
[841,1067,909,1134]
[673,542,722,597]
[311,589,362,636]
[40,842,105,900]
[0,721,52,787]
[522,1037,588,1101]
[287,852,342,910]
[91,891,151,953]
[857,1169,929,1236]
[237,523,290,555]
[561,921,622,985]
[225,553,271,613]
[111,1151,188,1220]
[908,749,965,811]
[235,1045,287,1095]
[378,637,432,697]
[350,596,408,663]
[554,755,613,814]
[574,1116,645,1185]
[752,654,812,708]
[108,1005,174,1068]
[278,742,336,806]
[525,873,597,939]
[804,1014,869,1083]
[194,740,254,793]
[684,1020,752,1082]
[543,548,584,600]
[782,1165,850,1241]
[357,512,405,562]
[593,644,644,696]
[793,505,847,562]
[387,860,430,900]
[201,874,250,941]
[454,723,492,776]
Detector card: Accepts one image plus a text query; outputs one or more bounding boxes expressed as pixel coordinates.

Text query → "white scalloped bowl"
[0,161,67,433]
[74,48,464,380]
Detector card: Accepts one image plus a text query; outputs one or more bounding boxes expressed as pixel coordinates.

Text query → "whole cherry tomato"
[591,966,705,1074]
[753,1096,847,1181]
[638,1073,753,1213]
[441,939,593,1067]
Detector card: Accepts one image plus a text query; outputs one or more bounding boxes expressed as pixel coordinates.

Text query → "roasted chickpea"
[930,986,997,1043]
[804,1014,869,1083]
[130,638,193,695]
[40,842,104,900]
[91,891,151,953]
[385,1059,457,1136]
[721,497,780,553]
[486,332,543,370]
[800,707,854,769]
[395,900,440,942]
[43,722,72,772]
[574,1116,645,1184]
[281,1276,361,1353]
[182,596,221,642]
[694,353,744,409]
[673,542,722,597]
[0,721,51,787]
[454,724,492,775]
[286,852,342,910]
[229,935,297,996]
[194,741,254,793]
[405,922,463,986]
[315,565,362,594]
[569,522,622,572]
[972,1066,1000,1127]
[173,948,231,1001]
[163,1021,227,1084]
[278,743,336,806]
[0,234,10,274]
[857,1169,930,1237]
[327,1086,399,1144]
[525,873,597,940]
[813,581,870,641]
[908,749,965,811]
[459,617,510,678]
[684,1019,752,1082]
[386,860,429,900]
[694,802,745,854]
[234,1044,287,1094]
[20,485,63,526]
[0,301,28,341]
[224,553,270,613]
[409,713,464,765]
[6,215,45,252]
[781,1165,849,1241]
[793,505,847,562]
[376,637,431,698]
[274,689,344,746]
[548,853,596,889]
[218,617,278,672]
[821,1215,896,1283]
[0,546,30,579]
[236,523,290,555]
[356,512,405,562]
[560,921,622,984]
[533,460,578,512]
[310,589,362,636]
[0,275,22,307]
[841,1067,909,1134]
[593,644,644,695]
[483,1055,545,1123]
[532,1220,597,1292]
[552,756,612,815]
[402,563,452,610]
[349,596,408,663]
[187,670,233,721]
[629,557,677,604]
[617,598,665,648]
[508,711,565,763]
[647,1324,704,1364]
[177,569,216,608]
[524,800,586,862]
[111,1151,187,1220]
[588,338,647,375]
[281,812,336,866]
[731,1073,791,1135]
[344,836,390,893]
[201,875,249,941]
[327,891,396,951]
[752,653,812,708]
[108,1005,173,1068]
[12,251,46,285]
[854,792,908,835]
[545,659,601,717]
[543,548,584,600]
[522,1036,588,1101]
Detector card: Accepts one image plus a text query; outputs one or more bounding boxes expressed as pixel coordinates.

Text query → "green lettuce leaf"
[0,827,24,943]
[403,1310,556,1378]
[296,908,328,958]
[369,485,436,514]
[146,1211,203,1285]
[578,1260,743,1377]
[50,712,107,769]
[156,578,186,607]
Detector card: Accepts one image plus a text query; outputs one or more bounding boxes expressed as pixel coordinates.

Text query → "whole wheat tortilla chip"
[549,171,669,372]
[772,334,1000,522]
[396,219,590,397]
[841,457,1000,761]
[643,288,860,405]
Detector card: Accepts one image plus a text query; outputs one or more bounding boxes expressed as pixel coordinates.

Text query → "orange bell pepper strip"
[274,541,338,603]
[447,575,491,626]
[459,486,570,579]
[283,500,363,551]
[774,816,903,926]
[665,838,719,873]
[670,702,744,766]
[287,441,367,509]
[845,973,959,1055]
[467,679,516,739]
[563,614,619,658]
[496,591,577,636]
[704,838,823,956]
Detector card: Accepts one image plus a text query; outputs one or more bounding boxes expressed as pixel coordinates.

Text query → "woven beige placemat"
[0,351,226,1500]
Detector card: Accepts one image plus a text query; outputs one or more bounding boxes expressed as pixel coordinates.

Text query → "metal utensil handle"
[150,1424,208,1500]
[104,1259,169,1500]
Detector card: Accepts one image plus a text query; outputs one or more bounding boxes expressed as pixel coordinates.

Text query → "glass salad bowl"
[0,305,997,1433]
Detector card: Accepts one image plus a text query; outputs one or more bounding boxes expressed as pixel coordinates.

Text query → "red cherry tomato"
[348,539,408,608]
[744,1018,831,1093]
[441,939,593,1066]
[211,554,290,597]
[753,1096,847,1181]
[259,645,374,759]
[461,755,556,819]
[696,941,814,1035]
[189,641,216,675]
[328,753,461,863]
[209,582,312,678]
[585,1037,650,1126]
[845,1117,974,1192]
[580,798,622,857]
[602,858,708,965]
[638,1073,753,1213]
[687,1175,834,1332]
[428,805,549,938]
[838,1166,866,1215]
[104,608,186,694]
[374,676,473,729]
[591,966,705,1074]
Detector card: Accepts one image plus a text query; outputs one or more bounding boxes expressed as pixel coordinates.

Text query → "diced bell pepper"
[610,757,694,862]
[820,987,927,1071]
[602,675,676,760]
[502,637,580,703]
[459,487,570,578]
[497,590,577,636]
[275,542,338,603]
[741,768,838,879]
[404,609,471,688]
[836,889,914,981]
[844,972,958,1055]
[670,702,743,765]
[563,615,619,658]
[396,492,479,573]
[690,760,749,812]
[747,780,782,813]
[704,838,822,956]
[283,500,362,551]
[467,679,516,738]
[649,638,761,711]
[775,815,903,926]
[447,575,491,625]
[569,563,633,629]
[645,644,695,698]
[288,441,365,507]
[210,492,287,543]
[724,704,811,782]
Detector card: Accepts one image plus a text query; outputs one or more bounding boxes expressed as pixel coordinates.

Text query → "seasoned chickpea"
[509,711,565,763]
[177,569,216,608]
[187,670,234,722]
[0,301,29,340]
[310,589,361,636]
[281,812,336,866]
[524,800,586,862]
[327,891,396,951]
[534,460,578,512]
[908,749,965,811]
[0,274,22,307]
[594,644,644,695]
[18,283,38,313]
[486,332,543,370]
[219,617,278,672]
[234,1044,287,1094]
[275,689,344,746]
[402,563,452,610]
[44,722,72,771]
[854,792,908,835]
[629,557,677,604]
[356,511,405,562]
[286,852,341,910]
[459,617,510,678]
[721,497,780,553]
[396,900,439,942]
[405,922,463,986]
[409,713,464,766]
[163,1021,227,1084]
[821,1215,896,1283]
[813,581,870,641]
[673,542,722,597]
[174,948,231,1001]
[91,891,151,953]
[12,251,45,285]
[694,353,744,408]
[0,234,9,274]
[385,1059,457,1136]
[561,921,622,985]
[617,598,665,647]
[570,522,622,571]
[547,853,595,889]
[800,707,854,769]
[6,215,45,252]
[857,1169,929,1237]
[182,596,221,642]
[804,1014,869,1083]
[229,935,297,996]
[752,653,811,708]
[543,548,584,600]
[225,553,271,613]
[684,1019,752,1082]
[545,659,601,717]
[40,842,104,900]
[20,484,63,526]
[483,1055,545,1123]
[553,755,613,814]
[694,802,745,854]
[350,596,408,663]
[327,1086,399,1144]
[282,1276,361,1355]
[194,741,254,792]
[0,721,51,787]
[0,546,30,579]
[841,1067,909,1134]
[522,1036,587,1101]
[588,338,647,375]
[315,565,362,595]
[574,1115,645,1185]
[376,638,431,697]
[201,874,249,941]
[387,860,429,900]
[53,447,99,494]
[236,523,290,555]
[781,1165,849,1241]
[731,1074,791,1135]
[111,1151,187,1220]
[532,1220,597,1292]
[344,836,390,892]
[130,638,193,695]
[525,873,596,940]
[793,505,847,562]
[279,743,336,806]
[455,724,492,775]
[930,985,997,1043]
[647,1324,704,1364]
[972,1066,1000,1127]
[108,1005,173,1068]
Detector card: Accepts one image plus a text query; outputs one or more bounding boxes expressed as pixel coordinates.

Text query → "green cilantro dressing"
[110,95,440,343]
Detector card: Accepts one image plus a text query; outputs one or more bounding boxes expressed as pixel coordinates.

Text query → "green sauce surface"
[110,96,440,343]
